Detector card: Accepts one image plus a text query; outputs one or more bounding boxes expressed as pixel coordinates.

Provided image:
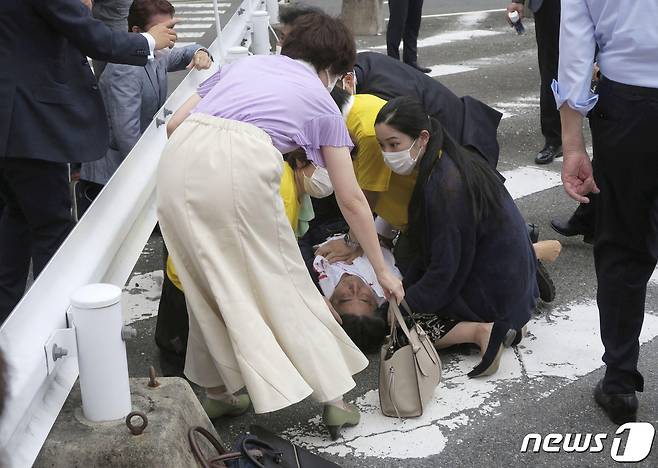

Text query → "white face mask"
[303,166,334,198]
[324,69,339,92]
[382,139,420,175]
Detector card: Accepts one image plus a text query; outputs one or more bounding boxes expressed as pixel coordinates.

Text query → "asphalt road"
[122,1,658,466]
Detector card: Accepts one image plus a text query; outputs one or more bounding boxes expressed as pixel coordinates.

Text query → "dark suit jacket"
[354,52,503,169]
[0,0,151,163]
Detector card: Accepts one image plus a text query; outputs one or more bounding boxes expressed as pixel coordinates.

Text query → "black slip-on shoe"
[594,380,638,425]
[534,144,563,165]
[550,218,594,245]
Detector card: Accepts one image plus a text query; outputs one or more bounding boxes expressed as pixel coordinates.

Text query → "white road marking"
[372,29,502,50]
[427,64,477,77]
[284,303,658,459]
[502,166,563,200]
[122,271,163,324]
[176,10,220,15]
[173,41,196,48]
[178,16,217,21]
[172,2,231,7]
[175,23,213,29]
[178,31,206,38]
[419,8,507,20]
[385,8,507,21]
[494,95,541,120]
[457,10,489,28]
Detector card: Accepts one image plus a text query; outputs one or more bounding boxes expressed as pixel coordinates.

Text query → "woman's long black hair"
[375,97,504,260]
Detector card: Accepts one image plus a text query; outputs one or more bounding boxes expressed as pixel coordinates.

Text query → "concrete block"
[35,377,219,468]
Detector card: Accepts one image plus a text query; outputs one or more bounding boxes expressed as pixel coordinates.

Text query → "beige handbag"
[379,300,442,418]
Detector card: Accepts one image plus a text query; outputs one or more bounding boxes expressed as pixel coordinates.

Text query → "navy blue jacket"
[0,0,150,163]
[354,52,503,169]
[403,154,537,330]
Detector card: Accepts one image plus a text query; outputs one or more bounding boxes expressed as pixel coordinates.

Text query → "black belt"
[600,76,658,97]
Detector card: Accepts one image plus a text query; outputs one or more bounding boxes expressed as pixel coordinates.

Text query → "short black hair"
[279,3,324,26]
[128,0,175,31]
[330,86,352,114]
[340,305,388,354]
[281,14,356,76]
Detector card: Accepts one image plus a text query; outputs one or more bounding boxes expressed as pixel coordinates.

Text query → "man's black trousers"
[590,78,658,394]
[0,158,73,322]
[534,0,562,146]
[386,0,424,65]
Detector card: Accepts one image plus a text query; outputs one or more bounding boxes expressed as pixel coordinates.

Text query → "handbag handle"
[241,437,283,467]
[389,301,421,353]
[189,426,243,468]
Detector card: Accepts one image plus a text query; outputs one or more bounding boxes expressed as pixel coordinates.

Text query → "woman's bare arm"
[166,93,201,137]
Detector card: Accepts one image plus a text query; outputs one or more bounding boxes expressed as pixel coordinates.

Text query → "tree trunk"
[341,0,385,36]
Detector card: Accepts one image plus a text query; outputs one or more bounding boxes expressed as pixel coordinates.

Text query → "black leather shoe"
[536,260,556,303]
[594,380,638,425]
[550,218,594,244]
[534,144,562,165]
[406,62,432,73]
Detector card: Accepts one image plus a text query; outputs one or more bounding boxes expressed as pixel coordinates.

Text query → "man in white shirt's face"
[329,274,379,318]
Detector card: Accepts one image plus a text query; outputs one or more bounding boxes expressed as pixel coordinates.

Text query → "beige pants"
[156,114,369,413]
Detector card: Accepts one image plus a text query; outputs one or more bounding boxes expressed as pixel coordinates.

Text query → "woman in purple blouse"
[157,14,403,439]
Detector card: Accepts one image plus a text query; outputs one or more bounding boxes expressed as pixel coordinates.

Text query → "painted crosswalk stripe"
[178,31,206,38]
[178,16,217,21]
[176,23,213,29]
[371,29,502,50]
[502,166,563,200]
[495,95,541,120]
[173,41,197,48]
[427,64,477,77]
[172,2,230,7]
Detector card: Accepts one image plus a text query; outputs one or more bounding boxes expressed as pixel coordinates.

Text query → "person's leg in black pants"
[533,0,562,164]
[386,0,409,61]
[590,80,658,405]
[402,0,424,67]
[0,158,73,321]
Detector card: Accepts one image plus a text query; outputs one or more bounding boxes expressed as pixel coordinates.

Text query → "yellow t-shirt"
[348,94,417,229]
[167,162,300,291]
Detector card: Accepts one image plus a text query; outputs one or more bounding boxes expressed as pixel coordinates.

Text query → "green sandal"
[202,394,251,419]
[323,403,360,440]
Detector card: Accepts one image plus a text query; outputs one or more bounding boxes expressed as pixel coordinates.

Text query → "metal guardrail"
[0,1,270,465]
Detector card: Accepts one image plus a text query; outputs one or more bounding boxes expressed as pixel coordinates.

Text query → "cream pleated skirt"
[156,114,369,413]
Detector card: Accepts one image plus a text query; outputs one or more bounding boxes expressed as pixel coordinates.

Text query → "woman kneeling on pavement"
[156,13,403,440]
[373,97,538,377]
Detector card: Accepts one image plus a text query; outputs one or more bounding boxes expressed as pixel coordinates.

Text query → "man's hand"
[506,2,524,24]
[315,238,363,264]
[186,49,213,70]
[80,0,93,10]
[149,19,180,50]
[561,149,600,203]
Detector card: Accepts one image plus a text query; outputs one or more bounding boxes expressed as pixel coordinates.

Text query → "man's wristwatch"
[343,232,360,249]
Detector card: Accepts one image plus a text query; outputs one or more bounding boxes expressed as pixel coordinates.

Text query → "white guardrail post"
[0,1,268,466]
[251,10,271,55]
[70,284,133,422]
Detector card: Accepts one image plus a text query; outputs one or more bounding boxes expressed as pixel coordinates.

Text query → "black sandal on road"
[468,322,516,378]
